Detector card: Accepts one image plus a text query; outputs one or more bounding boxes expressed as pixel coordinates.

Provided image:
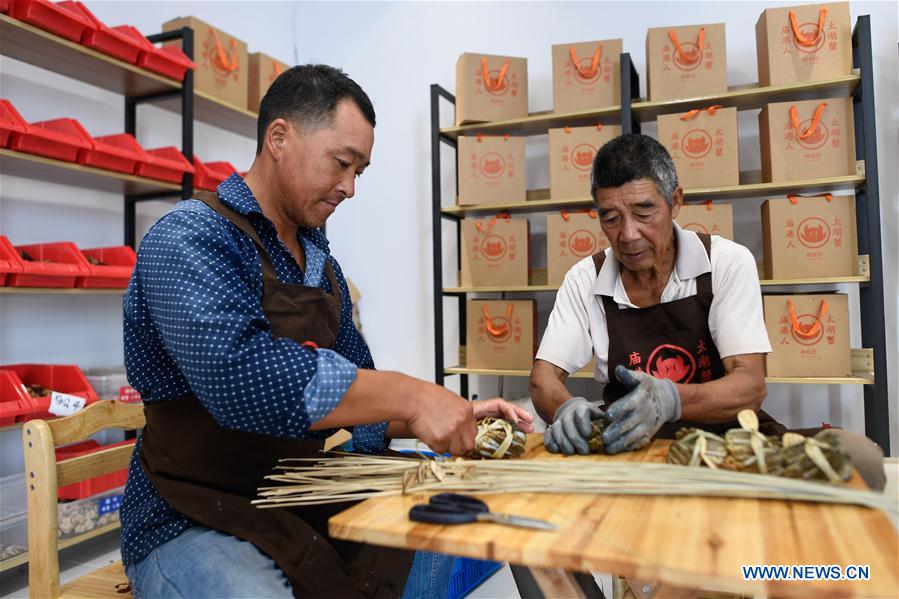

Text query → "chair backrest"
[22,400,145,599]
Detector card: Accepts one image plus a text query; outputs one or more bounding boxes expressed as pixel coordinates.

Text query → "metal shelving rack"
[430,16,889,454]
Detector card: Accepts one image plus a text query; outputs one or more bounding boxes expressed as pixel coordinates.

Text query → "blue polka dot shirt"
[119,174,387,566]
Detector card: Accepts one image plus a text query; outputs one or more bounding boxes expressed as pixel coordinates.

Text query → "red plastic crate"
[0,364,99,424]
[0,236,24,286]
[1,0,10,14]
[10,0,92,42]
[134,146,194,183]
[76,245,136,288]
[57,1,143,64]
[7,241,90,287]
[193,158,237,191]
[56,439,135,500]
[0,370,38,426]
[0,99,27,148]
[7,117,92,162]
[115,25,195,81]
[78,132,147,174]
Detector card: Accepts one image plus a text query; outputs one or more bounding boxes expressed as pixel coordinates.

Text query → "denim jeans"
[125,525,454,599]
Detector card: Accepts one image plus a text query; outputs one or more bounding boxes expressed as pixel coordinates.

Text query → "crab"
[469,417,527,459]
[667,428,728,468]
[780,430,853,483]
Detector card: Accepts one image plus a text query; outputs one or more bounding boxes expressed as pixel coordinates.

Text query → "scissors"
[409,493,557,531]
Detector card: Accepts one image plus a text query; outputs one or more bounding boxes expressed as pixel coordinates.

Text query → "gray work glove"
[602,365,682,454]
[544,396,605,455]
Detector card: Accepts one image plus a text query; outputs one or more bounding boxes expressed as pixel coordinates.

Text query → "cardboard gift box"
[457,135,526,206]
[761,193,857,279]
[646,23,727,101]
[163,16,248,108]
[763,293,850,377]
[248,52,290,113]
[756,2,852,87]
[658,105,739,189]
[466,300,536,370]
[546,210,609,286]
[675,202,733,240]
[759,97,855,182]
[460,214,529,287]
[551,39,622,114]
[548,123,620,200]
[455,53,528,125]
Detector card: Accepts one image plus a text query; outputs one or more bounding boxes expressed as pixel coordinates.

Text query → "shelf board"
[442,169,865,216]
[0,287,126,295]
[0,148,181,195]
[0,15,180,97]
[632,73,861,121]
[0,520,122,573]
[440,106,621,140]
[157,89,258,138]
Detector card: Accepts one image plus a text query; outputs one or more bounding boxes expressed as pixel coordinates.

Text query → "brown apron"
[139,191,414,599]
[595,233,787,438]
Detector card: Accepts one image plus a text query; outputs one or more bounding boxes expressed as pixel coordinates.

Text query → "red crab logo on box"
[796,120,829,150]
[570,144,597,171]
[573,57,601,84]
[793,22,826,53]
[682,130,712,159]
[798,217,830,248]
[479,153,505,179]
[568,230,597,257]
[647,344,696,383]
[681,222,709,234]
[483,69,509,96]
[202,31,239,82]
[480,235,507,261]
[672,42,703,72]
[792,313,824,346]
[486,316,512,343]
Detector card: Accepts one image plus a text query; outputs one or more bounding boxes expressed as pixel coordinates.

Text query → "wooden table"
[329,435,898,598]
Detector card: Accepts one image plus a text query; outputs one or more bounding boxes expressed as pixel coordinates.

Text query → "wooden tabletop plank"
[329,436,898,597]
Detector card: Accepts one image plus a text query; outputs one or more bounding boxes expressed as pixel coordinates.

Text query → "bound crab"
[780,430,853,483]
[587,416,612,454]
[469,418,527,459]
[720,411,784,475]
[667,428,727,468]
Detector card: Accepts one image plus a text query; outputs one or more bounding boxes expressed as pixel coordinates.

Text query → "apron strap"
[694,232,713,296]
[192,190,279,283]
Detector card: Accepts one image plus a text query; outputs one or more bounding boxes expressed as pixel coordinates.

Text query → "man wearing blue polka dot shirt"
[121,64,533,599]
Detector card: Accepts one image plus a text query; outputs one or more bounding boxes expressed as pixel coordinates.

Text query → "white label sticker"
[49,392,86,417]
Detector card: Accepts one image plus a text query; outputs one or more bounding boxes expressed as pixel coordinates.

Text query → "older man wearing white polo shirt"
[529,134,884,490]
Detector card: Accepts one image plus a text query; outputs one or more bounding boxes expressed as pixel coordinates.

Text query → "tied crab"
[721,410,783,475]
[780,431,853,484]
[667,428,727,468]
[469,418,527,459]
[587,415,612,454]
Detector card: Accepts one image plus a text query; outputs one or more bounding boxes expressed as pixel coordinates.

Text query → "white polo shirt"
[536,223,772,385]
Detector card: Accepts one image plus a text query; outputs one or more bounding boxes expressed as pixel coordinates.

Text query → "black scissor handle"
[409,503,478,525]
[429,493,489,513]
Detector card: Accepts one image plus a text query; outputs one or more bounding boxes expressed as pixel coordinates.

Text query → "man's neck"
[620,235,678,306]
[242,161,305,270]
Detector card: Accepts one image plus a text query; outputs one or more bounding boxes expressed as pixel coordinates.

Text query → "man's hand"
[544,396,604,455]
[472,398,535,433]
[602,365,681,454]
[404,381,477,455]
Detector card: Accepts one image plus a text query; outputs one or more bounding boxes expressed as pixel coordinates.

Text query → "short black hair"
[590,133,679,205]
[256,64,376,154]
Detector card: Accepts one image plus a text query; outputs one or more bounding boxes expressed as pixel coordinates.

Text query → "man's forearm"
[676,368,766,423]
[310,369,417,430]
[529,360,573,423]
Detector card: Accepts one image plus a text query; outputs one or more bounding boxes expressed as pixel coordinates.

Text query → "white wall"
[1,1,896,459]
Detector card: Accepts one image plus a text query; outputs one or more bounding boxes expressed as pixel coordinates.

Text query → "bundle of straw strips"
[252,453,896,520]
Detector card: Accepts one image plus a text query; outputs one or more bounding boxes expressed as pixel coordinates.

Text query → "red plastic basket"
[0,364,99,425]
[76,245,136,288]
[10,0,92,42]
[194,158,237,191]
[56,439,135,500]
[7,117,92,162]
[0,99,28,148]
[78,132,147,174]
[7,241,90,287]
[115,25,195,81]
[57,1,143,64]
[1,0,10,14]
[135,146,194,183]
[0,236,24,286]
[0,370,37,426]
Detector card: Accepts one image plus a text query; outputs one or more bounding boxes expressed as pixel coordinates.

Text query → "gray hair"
[590,134,679,205]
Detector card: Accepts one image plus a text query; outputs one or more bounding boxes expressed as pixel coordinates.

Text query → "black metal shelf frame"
[123,28,195,248]
[430,17,889,453]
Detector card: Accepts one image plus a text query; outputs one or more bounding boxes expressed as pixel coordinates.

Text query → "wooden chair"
[23,400,143,598]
